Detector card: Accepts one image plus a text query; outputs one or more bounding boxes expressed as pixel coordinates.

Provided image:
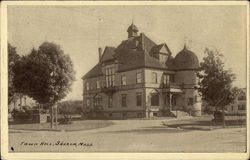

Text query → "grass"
[163,115,246,131]
[9,120,113,132]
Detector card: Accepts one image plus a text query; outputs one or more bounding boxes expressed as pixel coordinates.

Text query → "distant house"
[9,95,37,111]
[226,88,246,114]
[82,23,202,119]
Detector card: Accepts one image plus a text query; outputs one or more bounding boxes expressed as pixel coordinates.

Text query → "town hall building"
[82,23,202,119]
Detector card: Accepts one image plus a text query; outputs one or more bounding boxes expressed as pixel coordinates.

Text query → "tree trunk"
[222,107,226,128]
[176,109,178,118]
[20,94,22,108]
[50,105,54,129]
[55,104,58,128]
[14,97,16,109]
[24,96,27,106]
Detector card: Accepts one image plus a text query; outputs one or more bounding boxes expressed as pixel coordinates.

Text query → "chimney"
[98,47,102,62]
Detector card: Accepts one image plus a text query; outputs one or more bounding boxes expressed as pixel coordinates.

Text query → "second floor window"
[163,74,169,85]
[136,73,142,83]
[170,74,175,83]
[105,67,115,87]
[121,75,126,85]
[86,82,90,91]
[152,72,157,83]
[96,80,100,89]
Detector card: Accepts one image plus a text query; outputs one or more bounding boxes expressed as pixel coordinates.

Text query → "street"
[9,117,246,152]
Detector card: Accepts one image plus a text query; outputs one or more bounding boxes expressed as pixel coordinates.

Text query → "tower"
[127,22,138,38]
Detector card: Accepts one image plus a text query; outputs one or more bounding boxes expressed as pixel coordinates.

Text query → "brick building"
[82,23,202,119]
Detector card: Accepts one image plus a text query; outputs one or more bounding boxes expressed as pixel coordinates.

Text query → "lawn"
[163,115,246,131]
[9,120,113,132]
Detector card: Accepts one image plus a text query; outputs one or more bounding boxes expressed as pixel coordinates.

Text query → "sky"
[8,5,247,101]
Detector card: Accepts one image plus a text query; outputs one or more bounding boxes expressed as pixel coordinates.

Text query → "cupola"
[127,22,138,38]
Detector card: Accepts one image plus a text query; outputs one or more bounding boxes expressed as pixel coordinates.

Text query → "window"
[194,95,198,103]
[238,95,246,100]
[86,82,90,91]
[121,75,126,85]
[188,98,193,105]
[108,96,113,108]
[105,67,115,87]
[121,94,127,107]
[109,113,112,117]
[172,96,177,106]
[136,93,142,106]
[238,104,245,110]
[163,74,169,85]
[122,113,127,118]
[94,96,102,107]
[136,73,142,83]
[152,72,157,83]
[164,95,169,105]
[86,99,90,107]
[170,74,175,83]
[96,80,100,89]
[159,54,167,63]
[151,94,159,106]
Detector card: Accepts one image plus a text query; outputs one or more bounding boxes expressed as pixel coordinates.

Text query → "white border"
[1,1,249,160]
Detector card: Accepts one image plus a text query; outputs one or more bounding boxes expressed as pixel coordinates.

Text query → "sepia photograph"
[1,1,249,160]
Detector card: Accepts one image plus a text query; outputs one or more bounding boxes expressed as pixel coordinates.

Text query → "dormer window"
[159,54,168,63]
[150,43,171,63]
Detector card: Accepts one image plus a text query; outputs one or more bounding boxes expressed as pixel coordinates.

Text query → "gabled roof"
[82,29,198,79]
[100,46,116,62]
[149,43,172,56]
[82,63,102,79]
[140,33,157,53]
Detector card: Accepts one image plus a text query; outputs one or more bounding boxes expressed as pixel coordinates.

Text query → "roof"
[82,27,198,79]
[141,33,157,53]
[82,63,102,79]
[149,43,172,56]
[100,46,116,62]
[114,33,173,72]
[174,46,199,70]
[127,23,138,32]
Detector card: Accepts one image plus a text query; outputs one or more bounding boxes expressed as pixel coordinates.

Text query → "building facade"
[82,23,202,119]
[226,88,246,114]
